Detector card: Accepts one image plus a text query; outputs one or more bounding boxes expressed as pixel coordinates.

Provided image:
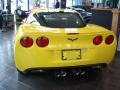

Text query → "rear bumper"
[24,63,107,73]
[14,48,115,72]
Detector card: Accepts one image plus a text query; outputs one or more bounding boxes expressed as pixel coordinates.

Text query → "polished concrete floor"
[0,30,120,90]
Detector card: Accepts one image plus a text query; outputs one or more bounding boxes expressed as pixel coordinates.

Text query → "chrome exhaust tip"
[60,71,67,77]
[72,70,80,76]
[54,72,61,78]
[72,69,85,76]
[54,70,67,77]
[80,71,85,75]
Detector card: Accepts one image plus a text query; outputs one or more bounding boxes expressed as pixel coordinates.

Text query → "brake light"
[20,37,33,48]
[105,35,114,44]
[36,36,49,47]
[93,35,103,45]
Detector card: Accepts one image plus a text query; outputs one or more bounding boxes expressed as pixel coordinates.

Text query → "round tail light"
[105,35,114,44]
[20,37,33,48]
[36,36,49,47]
[93,35,103,45]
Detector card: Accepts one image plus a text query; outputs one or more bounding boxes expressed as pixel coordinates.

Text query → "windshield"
[34,12,85,28]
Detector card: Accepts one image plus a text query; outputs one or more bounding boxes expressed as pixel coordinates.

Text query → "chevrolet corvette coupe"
[14,9,117,76]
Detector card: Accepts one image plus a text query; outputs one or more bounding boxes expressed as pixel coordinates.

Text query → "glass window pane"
[4,0,7,9]
[48,0,55,8]
[29,0,56,9]
[35,12,84,28]
[40,0,46,8]
[11,0,16,14]
[18,0,28,11]
[29,0,40,9]
[66,0,73,7]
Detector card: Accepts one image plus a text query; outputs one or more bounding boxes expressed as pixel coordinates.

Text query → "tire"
[17,69,30,76]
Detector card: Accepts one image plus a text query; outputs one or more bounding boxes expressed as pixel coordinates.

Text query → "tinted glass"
[34,12,85,28]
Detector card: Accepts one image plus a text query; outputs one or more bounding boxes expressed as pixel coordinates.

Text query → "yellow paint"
[14,10,117,72]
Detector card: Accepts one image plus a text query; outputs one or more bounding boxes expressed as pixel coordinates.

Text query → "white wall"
[0,0,2,10]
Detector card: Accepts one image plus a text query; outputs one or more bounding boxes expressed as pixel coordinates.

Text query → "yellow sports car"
[14,9,117,76]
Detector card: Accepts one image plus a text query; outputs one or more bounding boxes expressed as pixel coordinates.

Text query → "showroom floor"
[0,29,120,90]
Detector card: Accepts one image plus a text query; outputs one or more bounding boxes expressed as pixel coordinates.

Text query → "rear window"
[34,12,85,28]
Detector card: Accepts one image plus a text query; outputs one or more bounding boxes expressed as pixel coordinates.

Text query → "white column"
[118,0,120,9]
[0,0,2,10]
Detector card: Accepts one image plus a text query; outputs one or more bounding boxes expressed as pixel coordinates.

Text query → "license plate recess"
[62,49,81,60]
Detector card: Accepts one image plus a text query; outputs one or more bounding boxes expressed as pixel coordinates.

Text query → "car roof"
[31,8,78,15]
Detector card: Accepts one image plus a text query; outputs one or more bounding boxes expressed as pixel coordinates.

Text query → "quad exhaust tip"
[72,69,85,76]
[54,69,86,77]
[54,70,67,78]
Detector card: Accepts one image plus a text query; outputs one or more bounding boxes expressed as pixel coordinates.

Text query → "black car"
[71,5,92,23]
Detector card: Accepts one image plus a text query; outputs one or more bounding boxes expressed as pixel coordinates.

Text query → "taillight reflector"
[36,36,49,47]
[20,37,33,48]
[105,35,114,44]
[93,35,103,45]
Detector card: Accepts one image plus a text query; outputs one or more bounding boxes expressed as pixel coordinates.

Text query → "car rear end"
[14,26,117,72]
[14,10,117,74]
